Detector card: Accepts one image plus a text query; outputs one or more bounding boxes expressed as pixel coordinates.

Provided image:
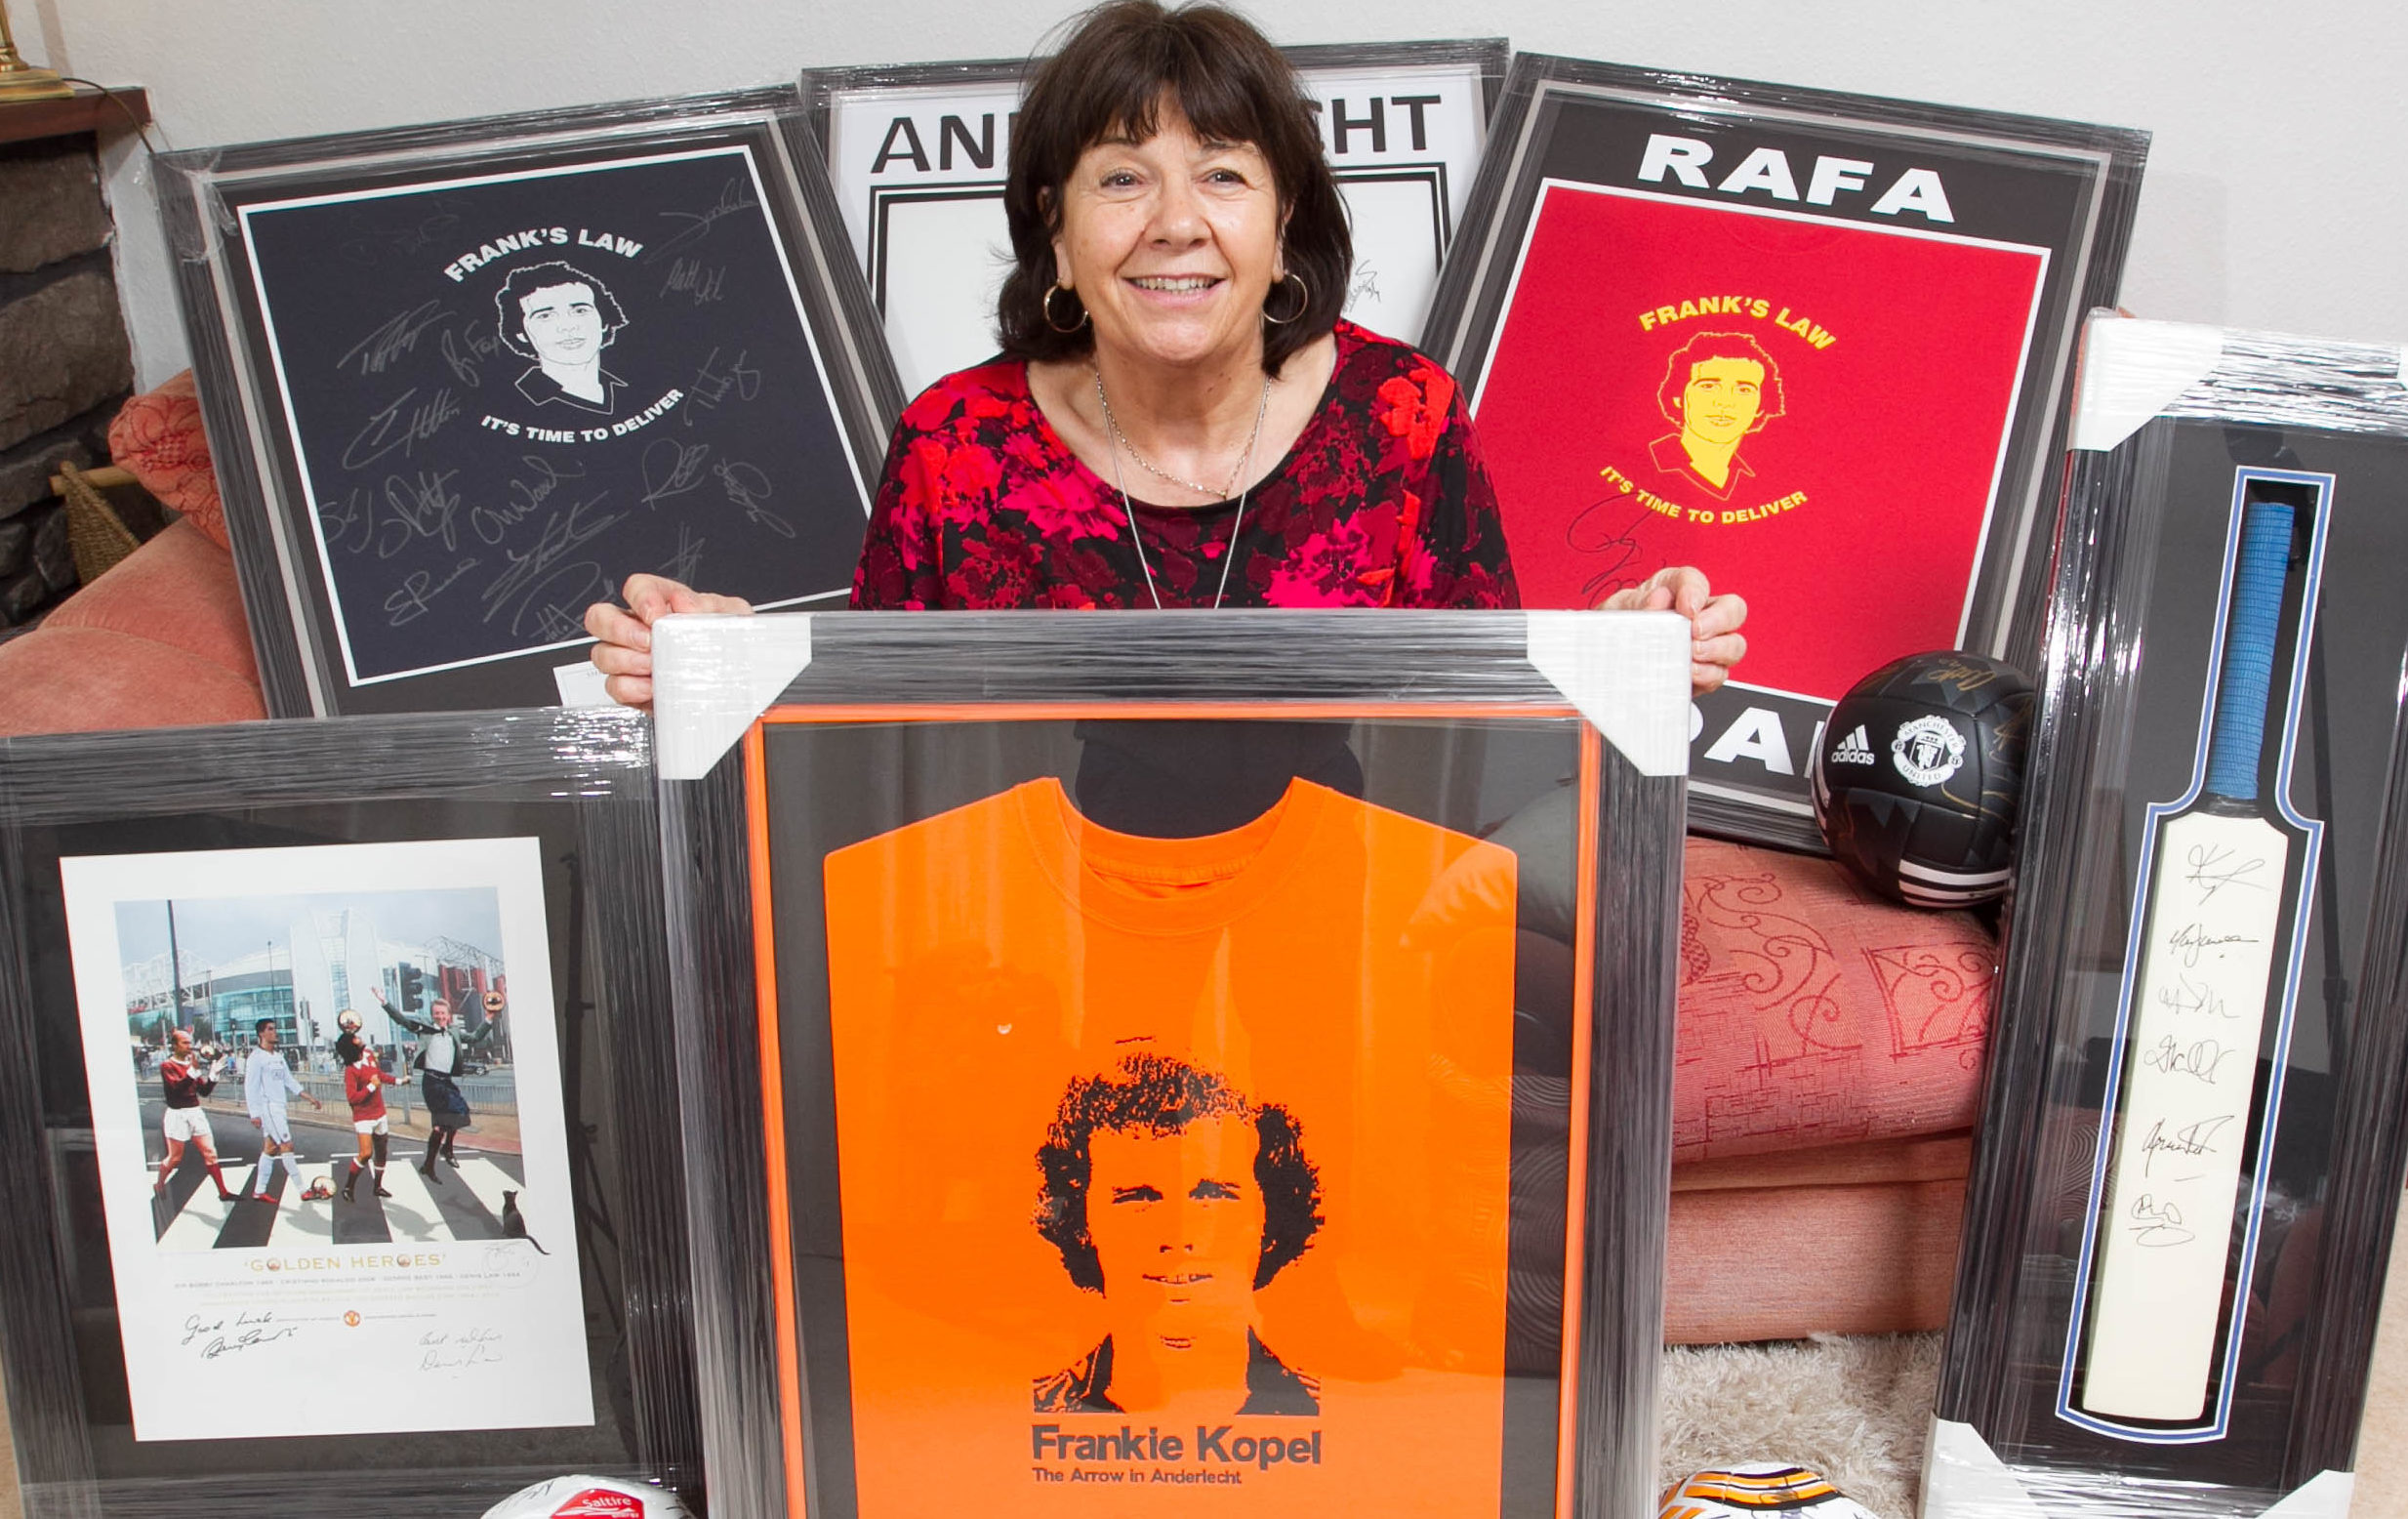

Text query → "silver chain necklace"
[1095,371,1264,499]
[1092,368,1272,609]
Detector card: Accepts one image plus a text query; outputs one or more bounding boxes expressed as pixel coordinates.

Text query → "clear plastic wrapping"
[1419,53,2149,850]
[1930,314,2408,1517]
[653,608,1688,1519]
[798,39,1509,394]
[0,709,698,1516]
[154,89,902,718]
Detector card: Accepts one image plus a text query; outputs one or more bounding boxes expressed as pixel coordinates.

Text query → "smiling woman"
[584,0,1748,702]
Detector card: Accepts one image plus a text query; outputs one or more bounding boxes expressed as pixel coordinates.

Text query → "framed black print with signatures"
[158,89,903,718]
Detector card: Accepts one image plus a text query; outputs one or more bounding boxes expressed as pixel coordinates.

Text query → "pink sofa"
[1663,837,1986,1341]
[0,376,1992,1344]
[0,371,265,737]
[0,516,264,735]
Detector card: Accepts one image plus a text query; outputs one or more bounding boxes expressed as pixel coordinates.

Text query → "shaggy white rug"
[0,1332,1944,1519]
[1660,1333,1943,1519]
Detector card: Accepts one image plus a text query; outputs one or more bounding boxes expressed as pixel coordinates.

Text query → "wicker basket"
[56,460,140,588]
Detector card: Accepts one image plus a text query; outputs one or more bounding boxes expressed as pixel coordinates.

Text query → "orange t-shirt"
[819,776,1520,1519]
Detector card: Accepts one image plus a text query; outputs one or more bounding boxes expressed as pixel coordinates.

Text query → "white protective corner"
[2260,1470,2354,1519]
[1524,610,1690,776]
[1920,1419,2049,1519]
[2069,313,2227,452]
[652,612,816,781]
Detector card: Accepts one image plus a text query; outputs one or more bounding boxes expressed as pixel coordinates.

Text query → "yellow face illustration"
[1086,1113,1264,1346]
[1679,355,1767,445]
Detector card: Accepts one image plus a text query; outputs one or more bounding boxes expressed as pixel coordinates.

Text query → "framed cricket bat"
[156,90,903,718]
[1931,317,2408,1516]
[0,710,700,1514]
[800,40,1507,398]
[1419,55,2146,849]
[2066,489,2324,1436]
[649,609,1690,1519]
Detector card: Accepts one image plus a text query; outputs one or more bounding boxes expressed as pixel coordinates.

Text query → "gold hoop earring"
[1262,270,1309,326]
[1043,283,1089,334]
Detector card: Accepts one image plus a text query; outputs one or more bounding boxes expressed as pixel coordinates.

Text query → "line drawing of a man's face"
[1085,1112,1266,1344]
[1679,356,1766,447]
[1034,1050,1324,1414]
[1651,331,1786,494]
[494,261,629,411]
[517,282,605,368]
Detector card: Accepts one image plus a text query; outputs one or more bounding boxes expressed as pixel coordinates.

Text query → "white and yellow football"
[1660,1463,1877,1519]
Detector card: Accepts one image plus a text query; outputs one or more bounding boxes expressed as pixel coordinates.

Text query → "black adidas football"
[1810,651,2033,907]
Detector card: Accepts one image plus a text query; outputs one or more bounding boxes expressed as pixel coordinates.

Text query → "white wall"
[20,0,2407,390]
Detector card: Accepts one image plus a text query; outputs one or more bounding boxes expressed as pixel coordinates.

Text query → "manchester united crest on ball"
[1890,715,1966,787]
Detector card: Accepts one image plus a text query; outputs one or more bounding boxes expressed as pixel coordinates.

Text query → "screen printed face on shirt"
[809,771,1523,1519]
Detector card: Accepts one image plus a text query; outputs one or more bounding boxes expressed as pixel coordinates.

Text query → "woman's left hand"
[1600,567,1748,697]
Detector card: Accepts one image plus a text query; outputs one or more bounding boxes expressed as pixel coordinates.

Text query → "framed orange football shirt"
[819,775,1519,1519]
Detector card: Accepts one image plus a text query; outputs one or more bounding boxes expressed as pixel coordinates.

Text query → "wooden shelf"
[0,82,148,146]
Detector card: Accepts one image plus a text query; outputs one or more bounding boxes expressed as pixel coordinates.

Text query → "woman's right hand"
[585,574,755,710]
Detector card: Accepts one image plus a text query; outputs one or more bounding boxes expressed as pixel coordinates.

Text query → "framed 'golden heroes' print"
[0,710,701,1515]
[653,611,1690,1519]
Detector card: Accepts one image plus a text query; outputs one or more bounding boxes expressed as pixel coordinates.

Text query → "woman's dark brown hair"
[997,0,1350,375]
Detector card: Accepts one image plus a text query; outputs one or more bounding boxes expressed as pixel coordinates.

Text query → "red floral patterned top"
[849,320,1519,609]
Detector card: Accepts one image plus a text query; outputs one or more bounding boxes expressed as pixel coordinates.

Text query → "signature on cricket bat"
[2082,828,2283,1421]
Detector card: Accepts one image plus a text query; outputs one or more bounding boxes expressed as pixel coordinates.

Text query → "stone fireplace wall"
[0,133,137,628]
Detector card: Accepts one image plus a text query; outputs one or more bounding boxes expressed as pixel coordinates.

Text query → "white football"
[1660,1463,1877,1519]
[480,1476,693,1519]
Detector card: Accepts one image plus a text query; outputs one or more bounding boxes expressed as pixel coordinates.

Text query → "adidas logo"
[1828,724,1878,765]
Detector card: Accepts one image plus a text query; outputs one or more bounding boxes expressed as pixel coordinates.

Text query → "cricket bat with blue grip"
[2077,500,2310,1424]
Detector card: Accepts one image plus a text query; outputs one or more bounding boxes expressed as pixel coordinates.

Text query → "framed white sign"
[806,41,1506,396]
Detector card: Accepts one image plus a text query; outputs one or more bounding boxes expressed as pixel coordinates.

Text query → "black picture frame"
[799,40,1509,396]
[651,609,1687,1519]
[0,710,699,1517]
[1933,322,2408,1515]
[1421,55,2147,849]
[157,90,905,718]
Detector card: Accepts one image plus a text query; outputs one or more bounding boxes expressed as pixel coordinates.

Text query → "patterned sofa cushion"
[1674,837,1995,1163]
[106,370,227,550]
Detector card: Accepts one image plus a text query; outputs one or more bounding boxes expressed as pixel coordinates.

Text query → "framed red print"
[1425,57,2146,848]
